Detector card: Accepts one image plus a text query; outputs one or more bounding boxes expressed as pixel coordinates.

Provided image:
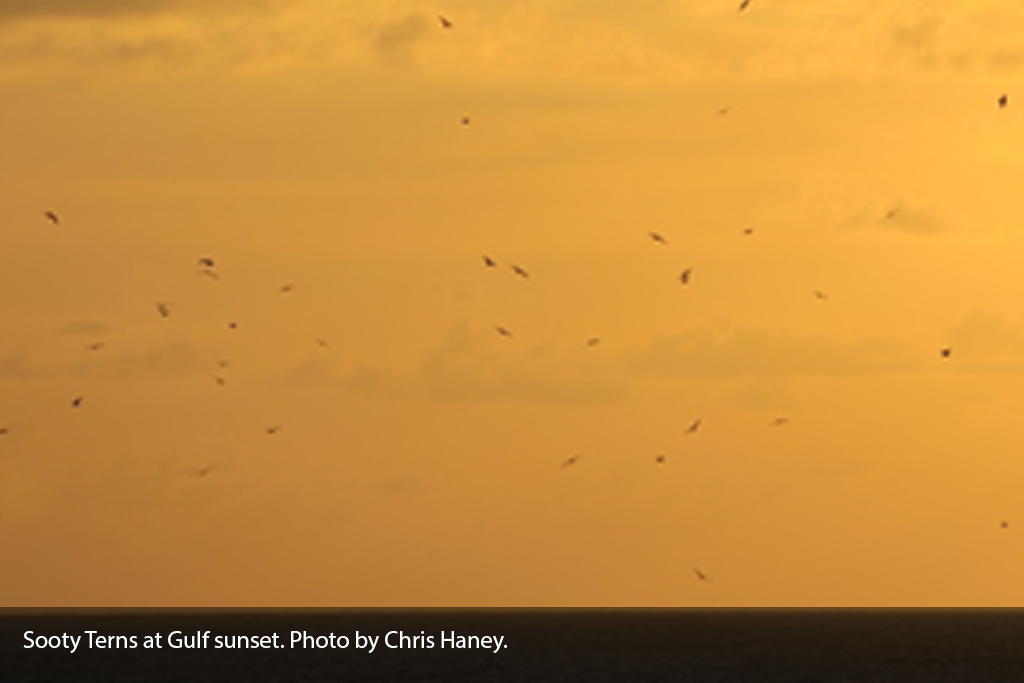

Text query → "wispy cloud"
[622,327,922,379]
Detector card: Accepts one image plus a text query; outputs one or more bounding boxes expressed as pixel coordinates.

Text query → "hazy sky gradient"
[3,0,1024,607]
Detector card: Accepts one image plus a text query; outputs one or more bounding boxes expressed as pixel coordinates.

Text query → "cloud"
[71,340,211,379]
[0,0,175,20]
[622,327,922,379]
[0,353,44,380]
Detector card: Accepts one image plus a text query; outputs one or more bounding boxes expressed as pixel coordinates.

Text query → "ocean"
[3,611,1024,682]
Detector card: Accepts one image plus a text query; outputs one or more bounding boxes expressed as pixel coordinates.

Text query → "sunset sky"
[3,0,1024,608]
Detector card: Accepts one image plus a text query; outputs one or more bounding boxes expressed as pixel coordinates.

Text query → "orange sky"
[3,0,1024,608]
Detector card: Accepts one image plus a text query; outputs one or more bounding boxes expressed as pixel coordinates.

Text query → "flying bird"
[228,321,238,330]
[940,347,952,359]
[198,257,215,268]
[685,418,702,435]
[694,567,710,582]
[214,376,227,387]
[85,342,105,352]
[495,326,513,338]
[198,268,220,281]
[883,207,899,221]
[1000,519,1009,530]
[739,0,752,10]
[655,454,666,464]
[999,94,1009,109]
[44,210,60,225]
[483,255,497,268]
[315,338,328,348]
[562,455,581,468]
[156,302,172,318]
[266,425,282,435]
[680,268,692,285]
[439,14,452,29]
[511,264,529,279]
[71,396,83,409]
[771,417,790,427]
[649,231,667,245]
[279,284,294,294]
[0,427,8,436]
[813,290,829,301]
[215,359,231,369]
[717,106,731,116]
[195,466,214,478]
[461,116,471,126]
[586,337,601,347]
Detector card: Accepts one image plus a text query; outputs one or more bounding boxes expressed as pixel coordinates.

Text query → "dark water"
[4,611,1024,682]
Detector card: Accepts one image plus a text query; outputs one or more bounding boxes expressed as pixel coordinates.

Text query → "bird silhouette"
[738,0,752,11]
[717,106,731,116]
[71,396,83,409]
[266,426,282,435]
[940,348,952,359]
[649,231,667,244]
[228,321,238,330]
[655,454,666,464]
[197,257,215,268]
[562,455,581,468]
[214,376,227,387]
[686,418,702,435]
[495,326,513,338]
[1000,519,1009,530]
[999,94,1009,109]
[198,268,220,281]
[279,284,294,294]
[483,255,497,268]
[461,116,471,126]
[315,338,328,348]
[742,227,754,235]
[511,264,529,279]
[85,342,105,351]
[156,302,172,318]
[0,427,8,436]
[770,417,790,427]
[44,210,60,225]
[586,337,601,347]
[813,290,829,301]
[215,359,231,369]
[439,14,452,29]
[680,268,692,285]
[195,466,214,478]
[694,567,710,581]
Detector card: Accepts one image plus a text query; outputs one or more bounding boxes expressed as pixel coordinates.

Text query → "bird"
[197,257,215,268]
[655,454,666,464]
[483,255,497,268]
[685,418,702,435]
[562,455,581,468]
[495,326,513,338]
[315,338,328,348]
[680,268,692,285]
[717,106,731,116]
[771,417,790,427]
[198,268,220,281]
[813,290,829,301]
[215,359,231,369]
[461,116,471,126]
[883,207,899,221]
[43,210,60,225]
[649,231,667,244]
[266,425,282,435]
[0,427,8,436]
[214,376,227,387]
[1000,519,1009,530]
[694,567,710,582]
[511,264,529,279]
[438,14,452,29]
[71,396,83,409]
[85,342,105,352]
[156,302,172,318]
[742,227,754,235]
[940,347,952,359]
[586,337,601,347]
[738,0,752,11]
[999,94,1009,109]
[279,284,294,293]
[228,321,238,330]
